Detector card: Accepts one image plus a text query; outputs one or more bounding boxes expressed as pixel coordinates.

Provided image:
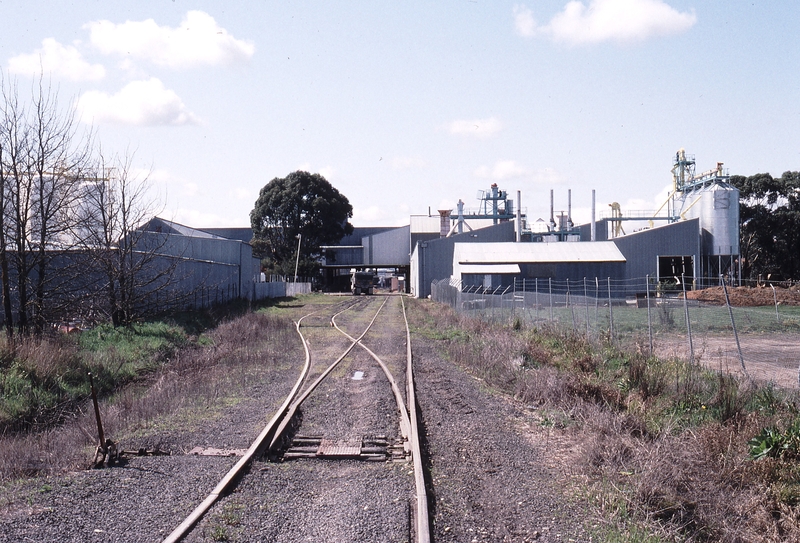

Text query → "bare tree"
[0,73,93,334]
[28,78,93,332]
[0,75,23,337]
[75,151,170,327]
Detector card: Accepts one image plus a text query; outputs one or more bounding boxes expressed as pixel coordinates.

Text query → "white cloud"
[78,78,200,126]
[475,160,530,180]
[515,0,696,45]
[513,5,537,37]
[8,38,105,81]
[86,10,255,69]
[448,117,503,139]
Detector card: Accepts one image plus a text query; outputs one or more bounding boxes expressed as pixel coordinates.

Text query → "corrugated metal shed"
[454,241,626,265]
[460,264,521,274]
[410,222,516,298]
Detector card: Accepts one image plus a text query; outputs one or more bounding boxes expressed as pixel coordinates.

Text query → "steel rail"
[268,296,389,450]
[402,295,431,543]
[330,301,412,451]
[161,307,325,543]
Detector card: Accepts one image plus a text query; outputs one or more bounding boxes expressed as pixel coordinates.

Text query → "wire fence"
[431,275,800,389]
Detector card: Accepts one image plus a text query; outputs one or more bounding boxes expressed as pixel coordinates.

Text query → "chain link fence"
[431,275,800,388]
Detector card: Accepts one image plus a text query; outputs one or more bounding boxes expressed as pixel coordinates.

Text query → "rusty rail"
[160,307,321,543]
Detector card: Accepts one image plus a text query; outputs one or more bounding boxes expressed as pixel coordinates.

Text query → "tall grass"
[0,322,189,433]
[0,302,297,480]
[409,297,800,542]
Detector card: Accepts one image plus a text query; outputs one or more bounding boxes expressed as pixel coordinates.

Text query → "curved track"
[162,295,429,543]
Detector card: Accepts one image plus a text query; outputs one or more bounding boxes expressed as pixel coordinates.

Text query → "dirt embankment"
[684,285,800,306]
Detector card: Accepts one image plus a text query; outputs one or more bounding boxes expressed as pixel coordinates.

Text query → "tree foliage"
[250,171,353,277]
[730,171,800,281]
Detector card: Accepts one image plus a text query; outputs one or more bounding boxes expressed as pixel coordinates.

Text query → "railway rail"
[162,295,429,543]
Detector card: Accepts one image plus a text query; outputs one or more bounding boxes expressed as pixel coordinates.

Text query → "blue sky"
[2,1,798,228]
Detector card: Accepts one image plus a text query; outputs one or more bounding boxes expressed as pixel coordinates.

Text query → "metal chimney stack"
[438,209,451,238]
[567,189,573,228]
[591,189,596,241]
[549,189,556,232]
[516,190,522,242]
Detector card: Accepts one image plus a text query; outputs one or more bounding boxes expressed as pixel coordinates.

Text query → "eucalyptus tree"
[250,170,353,278]
[730,171,800,281]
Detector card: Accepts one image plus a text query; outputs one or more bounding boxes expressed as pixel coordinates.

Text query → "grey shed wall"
[138,232,258,301]
[362,225,411,266]
[612,218,701,285]
[412,221,515,298]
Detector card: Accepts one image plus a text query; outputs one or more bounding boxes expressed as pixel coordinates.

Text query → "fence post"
[567,279,577,332]
[584,277,590,339]
[595,277,600,332]
[772,284,780,324]
[682,274,694,364]
[512,280,517,322]
[646,274,653,357]
[721,274,748,378]
[607,277,614,341]
[535,278,539,323]
[548,278,553,322]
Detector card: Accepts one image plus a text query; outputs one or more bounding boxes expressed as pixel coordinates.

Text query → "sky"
[1,1,798,229]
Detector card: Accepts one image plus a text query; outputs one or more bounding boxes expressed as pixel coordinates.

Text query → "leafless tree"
[75,151,172,327]
[28,79,93,332]
[0,76,22,337]
[1,73,93,334]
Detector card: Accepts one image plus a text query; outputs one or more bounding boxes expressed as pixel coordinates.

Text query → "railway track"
[162,295,429,543]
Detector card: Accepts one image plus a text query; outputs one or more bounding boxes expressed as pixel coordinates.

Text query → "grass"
[0,296,295,433]
[0,321,190,432]
[0,298,300,480]
[408,296,800,542]
[469,301,800,337]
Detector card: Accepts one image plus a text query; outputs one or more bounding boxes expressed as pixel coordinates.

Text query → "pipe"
[567,189,573,228]
[591,190,596,242]
[549,189,555,231]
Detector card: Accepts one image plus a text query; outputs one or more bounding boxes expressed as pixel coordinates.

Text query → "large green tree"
[730,171,800,281]
[250,171,353,278]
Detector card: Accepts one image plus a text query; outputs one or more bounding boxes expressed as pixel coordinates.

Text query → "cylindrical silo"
[700,182,739,256]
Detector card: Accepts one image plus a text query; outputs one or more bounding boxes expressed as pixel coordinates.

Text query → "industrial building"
[135,218,262,304]
[318,149,740,299]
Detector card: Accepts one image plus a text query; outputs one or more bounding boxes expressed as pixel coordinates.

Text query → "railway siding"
[0,295,586,542]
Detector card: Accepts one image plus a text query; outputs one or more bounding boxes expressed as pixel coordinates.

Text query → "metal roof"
[141,218,229,240]
[460,263,521,274]
[454,241,626,264]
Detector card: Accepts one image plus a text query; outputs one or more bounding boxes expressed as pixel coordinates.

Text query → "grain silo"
[673,151,740,282]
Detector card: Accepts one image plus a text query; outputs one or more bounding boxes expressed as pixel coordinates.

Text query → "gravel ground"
[186,296,415,542]
[1,295,590,542]
[411,319,589,542]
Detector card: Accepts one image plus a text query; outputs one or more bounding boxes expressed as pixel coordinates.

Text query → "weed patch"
[408,297,800,541]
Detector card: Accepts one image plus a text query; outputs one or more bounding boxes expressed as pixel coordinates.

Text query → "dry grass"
[0,311,296,481]
[409,297,800,542]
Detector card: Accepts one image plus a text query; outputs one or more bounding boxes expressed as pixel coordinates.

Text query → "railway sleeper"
[281,435,408,462]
